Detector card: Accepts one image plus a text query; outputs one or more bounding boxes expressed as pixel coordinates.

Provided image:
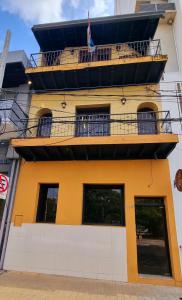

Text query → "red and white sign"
[0,173,9,200]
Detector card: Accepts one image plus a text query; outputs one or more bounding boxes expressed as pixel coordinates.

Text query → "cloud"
[70,0,81,9]
[0,0,65,24]
[90,0,113,18]
[0,0,113,25]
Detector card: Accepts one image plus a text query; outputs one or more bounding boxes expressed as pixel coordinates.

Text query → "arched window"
[37,112,52,137]
[137,108,157,135]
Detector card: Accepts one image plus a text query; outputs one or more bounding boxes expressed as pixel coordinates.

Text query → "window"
[137,108,157,135]
[37,112,52,137]
[36,184,59,223]
[76,106,110,137]
[83,185,125,226]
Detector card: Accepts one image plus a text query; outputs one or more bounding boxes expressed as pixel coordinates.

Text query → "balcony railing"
[18,111,172,139]
[0,98,28,133]
[29,39,162,68]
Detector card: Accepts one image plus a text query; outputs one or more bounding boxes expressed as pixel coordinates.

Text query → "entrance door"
[135,198,172,277]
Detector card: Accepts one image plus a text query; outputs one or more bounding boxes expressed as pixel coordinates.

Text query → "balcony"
[26,39,167,90]
[11,111,178,161]
[0,96,28,139]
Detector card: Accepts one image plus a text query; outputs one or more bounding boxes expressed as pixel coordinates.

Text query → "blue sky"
[0,0,114,57]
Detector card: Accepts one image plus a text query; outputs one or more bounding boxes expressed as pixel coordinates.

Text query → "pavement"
[0,271,181,300]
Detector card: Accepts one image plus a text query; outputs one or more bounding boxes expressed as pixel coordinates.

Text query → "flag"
[87,12,96,53]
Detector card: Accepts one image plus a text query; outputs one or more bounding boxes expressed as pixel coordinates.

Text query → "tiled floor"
[0,271,181,300]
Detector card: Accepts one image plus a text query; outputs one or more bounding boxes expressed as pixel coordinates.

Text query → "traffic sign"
[0,173,9,200]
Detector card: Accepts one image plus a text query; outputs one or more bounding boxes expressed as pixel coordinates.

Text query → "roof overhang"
[0,50,28,88]
[2,62,27,88]
[32,12,163,51]
[12,134,178,161]
[26,57,167,90]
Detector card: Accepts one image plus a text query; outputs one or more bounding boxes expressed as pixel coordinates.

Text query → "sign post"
[0,173,9,200]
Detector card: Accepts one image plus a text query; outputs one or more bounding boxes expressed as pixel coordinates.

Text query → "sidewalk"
[0,271,181,300]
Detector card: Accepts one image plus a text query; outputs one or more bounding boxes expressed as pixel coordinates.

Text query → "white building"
[115,0,182,271]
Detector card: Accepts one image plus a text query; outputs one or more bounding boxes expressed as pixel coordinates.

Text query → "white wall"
[160,72,182,273]
[155,24,178,72]
[4,224,128,282]
[172,0,182,71]
[114,0,136,14]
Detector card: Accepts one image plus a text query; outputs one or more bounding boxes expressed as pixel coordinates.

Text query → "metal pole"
[0,30,11,89]
[0,159,20,269]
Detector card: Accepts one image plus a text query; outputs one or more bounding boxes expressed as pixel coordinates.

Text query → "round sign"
[0,174,9,193]
[175,169,182,192]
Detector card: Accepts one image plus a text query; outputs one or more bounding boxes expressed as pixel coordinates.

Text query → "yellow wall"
[11,82,181,286]
[27,85,163,138]
[12,159,181,286]
[55,44,138,65]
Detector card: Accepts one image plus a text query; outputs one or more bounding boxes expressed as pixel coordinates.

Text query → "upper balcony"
[26,39,167,90]
[27,12,167,90]
[0,93,28,139]
[11,110,178,161]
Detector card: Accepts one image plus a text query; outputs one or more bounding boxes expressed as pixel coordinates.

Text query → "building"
[116,0,182,280]
[0,50,30,267]
[0,50,30,175]
[3,12,182,286]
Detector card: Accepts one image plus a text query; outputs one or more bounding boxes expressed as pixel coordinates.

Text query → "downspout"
[0,159,20,269]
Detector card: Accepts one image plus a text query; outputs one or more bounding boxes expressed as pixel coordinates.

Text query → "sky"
[0,0,114,57]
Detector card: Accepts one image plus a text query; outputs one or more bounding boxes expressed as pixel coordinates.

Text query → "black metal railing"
[28,39,162,68]
[0,99,28,133]
[18,111,172,138]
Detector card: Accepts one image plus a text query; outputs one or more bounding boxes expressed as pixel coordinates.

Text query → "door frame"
[134,197,172,277]
[125,194,182,286]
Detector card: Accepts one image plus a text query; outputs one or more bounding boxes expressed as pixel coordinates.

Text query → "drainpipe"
[0,159,20,269]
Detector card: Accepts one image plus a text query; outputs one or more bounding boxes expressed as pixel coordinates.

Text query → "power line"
[1,117,182,137]
[2,80,182,95]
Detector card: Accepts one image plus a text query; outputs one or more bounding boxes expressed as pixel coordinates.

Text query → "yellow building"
[3,12,182,286]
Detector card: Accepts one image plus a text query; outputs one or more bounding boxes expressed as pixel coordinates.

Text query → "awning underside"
[27,60,166,90]
[15,141,177,161]
[32,13,162,51]
[3,62,27,88]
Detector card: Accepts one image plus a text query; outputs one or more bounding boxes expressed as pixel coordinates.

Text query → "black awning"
[32,12,162,51]
[3,62,27,88]
[27,60,167,90]
[14,141,177,161]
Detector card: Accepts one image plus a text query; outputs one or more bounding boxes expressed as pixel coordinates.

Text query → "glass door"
[137,109,157,135]
[76,107,110,137]
[135,198,172,277]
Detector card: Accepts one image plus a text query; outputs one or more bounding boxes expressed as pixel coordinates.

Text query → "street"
[0,271,181,300]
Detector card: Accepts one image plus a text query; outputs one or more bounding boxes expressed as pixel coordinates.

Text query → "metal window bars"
[29,39,162,68]
[17,111,172,138]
